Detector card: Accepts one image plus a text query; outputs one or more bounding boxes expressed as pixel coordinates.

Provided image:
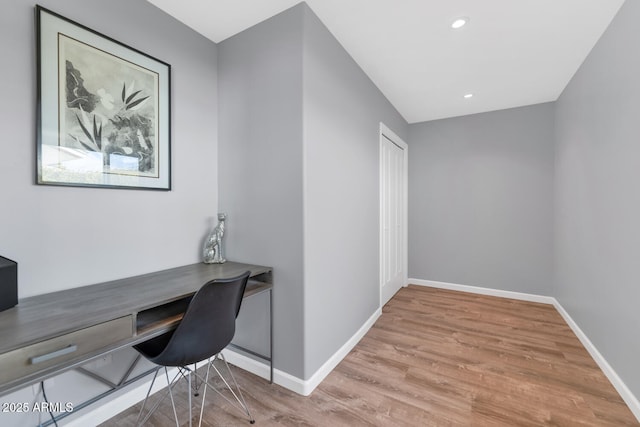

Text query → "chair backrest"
[150,271,250,367]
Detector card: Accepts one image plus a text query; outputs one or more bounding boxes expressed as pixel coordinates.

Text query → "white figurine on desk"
[203,213,227,264]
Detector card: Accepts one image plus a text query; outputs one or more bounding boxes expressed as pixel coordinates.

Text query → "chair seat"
[134,330,174,362]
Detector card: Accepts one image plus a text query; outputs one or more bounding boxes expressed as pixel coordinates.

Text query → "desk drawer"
[0,316,133,385]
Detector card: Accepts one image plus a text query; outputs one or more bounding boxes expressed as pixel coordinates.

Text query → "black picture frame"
[36,5,171,190]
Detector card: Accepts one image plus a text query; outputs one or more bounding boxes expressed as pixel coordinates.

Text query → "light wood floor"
[102,285,638,426]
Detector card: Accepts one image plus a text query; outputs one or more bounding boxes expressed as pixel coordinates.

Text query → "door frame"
[379,122,408,308]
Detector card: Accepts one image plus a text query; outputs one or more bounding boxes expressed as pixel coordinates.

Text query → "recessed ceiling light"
[464,93,474,99]
[451,17,469,29]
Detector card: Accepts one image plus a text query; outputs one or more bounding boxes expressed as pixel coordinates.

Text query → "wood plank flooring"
[101,285,638,426]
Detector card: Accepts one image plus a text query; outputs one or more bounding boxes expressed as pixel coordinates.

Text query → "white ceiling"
[147,0,625,123]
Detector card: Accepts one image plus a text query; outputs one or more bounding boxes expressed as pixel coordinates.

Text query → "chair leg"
[219,352,255,424]
[193,361,200,396]
[166,367,180,427]
[187,369,193,427]
[136,367,181,426]
[193,353,255,424]
[135,368,159,426]
[198,358,213,427]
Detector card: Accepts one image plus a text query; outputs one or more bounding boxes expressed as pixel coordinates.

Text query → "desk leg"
[270,287,273,384]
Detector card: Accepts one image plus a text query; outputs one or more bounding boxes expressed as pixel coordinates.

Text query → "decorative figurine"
[203,213,227,264]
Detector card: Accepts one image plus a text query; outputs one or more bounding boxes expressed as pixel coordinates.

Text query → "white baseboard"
[301,308,381,396]
[225,307,382,396]
[410,277,640,422]
[409,278,556,305]
[552,301,640,421]
[221,349,307,395]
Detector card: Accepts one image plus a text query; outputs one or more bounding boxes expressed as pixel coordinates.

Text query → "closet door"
[380,125,407,306]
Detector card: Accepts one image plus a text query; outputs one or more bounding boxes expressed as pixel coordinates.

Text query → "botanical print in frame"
[36,6,171,190]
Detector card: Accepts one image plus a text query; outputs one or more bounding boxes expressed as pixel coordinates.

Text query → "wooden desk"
[0,261,272,397]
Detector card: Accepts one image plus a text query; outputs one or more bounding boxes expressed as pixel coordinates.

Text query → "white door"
[380,123,407,306]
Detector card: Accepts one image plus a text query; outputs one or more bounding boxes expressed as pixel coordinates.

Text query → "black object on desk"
[0,255,18,312]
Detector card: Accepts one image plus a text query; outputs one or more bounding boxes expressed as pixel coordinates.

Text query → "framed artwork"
[36,6,171,190]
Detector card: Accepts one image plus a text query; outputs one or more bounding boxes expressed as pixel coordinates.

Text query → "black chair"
[134,271,254,426]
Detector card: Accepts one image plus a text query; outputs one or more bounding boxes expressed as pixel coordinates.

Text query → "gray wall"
[0,0,219,298]
[218,3,408,381]
[0,0,218,424]
[408,104,555,295]
[301,5,407,378]
[218,5,305,378]
[555,0,640,398]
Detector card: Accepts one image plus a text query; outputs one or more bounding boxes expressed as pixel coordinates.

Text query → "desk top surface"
[0,261,271,354]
